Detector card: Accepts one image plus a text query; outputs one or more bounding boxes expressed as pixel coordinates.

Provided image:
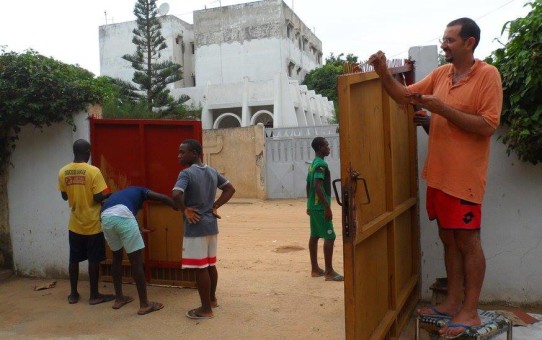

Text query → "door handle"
[332,179,342,206]
[351,171,370,205]
[332,176,370,205]
[355,177,371,205]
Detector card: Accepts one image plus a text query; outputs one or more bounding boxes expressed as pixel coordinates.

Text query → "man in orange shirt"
[369,18,502,338]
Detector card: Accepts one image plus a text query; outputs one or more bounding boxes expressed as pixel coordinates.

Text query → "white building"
[98,0,335,129]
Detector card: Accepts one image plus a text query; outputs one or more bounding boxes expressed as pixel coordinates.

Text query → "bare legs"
[68,262,80,303]
[193,266,217,316]
[435,229,485,337]
[309,236,341,279]
[88,261,102,302]
[111,249,162,314]
[309,236,324,275]
[68,260,114,305]
[323,239,335,275]
[208,265,218,307]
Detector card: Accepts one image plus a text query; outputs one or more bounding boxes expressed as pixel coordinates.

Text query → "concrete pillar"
[295,86,308,126]
[273,73,282,127]
[408,45,439,299]
[314,95,324,125]
[202,82,213,129]
[241,77,250,127]
[313,98,322,125]
[408,45,438,81]
[304,90,315,126]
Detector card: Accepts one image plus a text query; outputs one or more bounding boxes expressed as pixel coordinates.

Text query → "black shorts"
[69,230,106,263]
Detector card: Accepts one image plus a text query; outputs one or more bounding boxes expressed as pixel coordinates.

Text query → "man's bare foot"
[416,301,461,318]
[211,299,219,308]
[68,293,80,304]
[439,310,481,337]
[324,271,344,281]
[417,305,457,318]
[138,301,164,315]
[186,307,213,319]
[112,296,134,309]
[89,293,115,305]
[311,268,325,277]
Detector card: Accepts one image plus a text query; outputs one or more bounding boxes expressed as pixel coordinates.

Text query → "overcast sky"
[0,0,531,75]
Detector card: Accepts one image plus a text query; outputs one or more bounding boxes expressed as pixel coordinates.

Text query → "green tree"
[0,49,107,269]
[487,0,542,164]
[0,49,106,174]
[97,76,201,120]
[122,0,183,113]
[96,76,150,118]
[437,51,448,66]
[302,53,359,123]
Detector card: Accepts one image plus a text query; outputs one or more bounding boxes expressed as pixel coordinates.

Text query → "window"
[288,61,295,77]
[287,24,293,39]
[176,35,185,54]
[191,42,195,54]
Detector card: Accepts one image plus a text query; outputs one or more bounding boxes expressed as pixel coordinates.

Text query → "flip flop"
[440,323,470,339]
[112,296,134,309]
[417,305,453,318]
[186,308,213,319]
[68,293,80,304]
[89,294,115,305]
[138,301,164,315]
[311,269,325,277]
[325,273,344,282]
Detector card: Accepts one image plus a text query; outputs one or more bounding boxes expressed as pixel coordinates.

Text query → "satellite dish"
[158,3,170,16]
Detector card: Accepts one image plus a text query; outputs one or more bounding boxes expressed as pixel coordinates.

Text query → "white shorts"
[181,235,217,269]
[101,215,145,254]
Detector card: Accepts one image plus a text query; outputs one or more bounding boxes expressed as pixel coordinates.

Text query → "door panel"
[338,64,420,339]
[91,118,201,287]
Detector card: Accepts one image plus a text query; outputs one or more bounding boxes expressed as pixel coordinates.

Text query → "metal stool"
[415,314,513,339]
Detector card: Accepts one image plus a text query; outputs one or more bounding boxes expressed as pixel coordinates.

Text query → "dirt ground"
[0,199,350,339]
[3,198,540,339]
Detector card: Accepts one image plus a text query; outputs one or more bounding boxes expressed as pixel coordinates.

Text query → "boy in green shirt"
[306,137,343,281]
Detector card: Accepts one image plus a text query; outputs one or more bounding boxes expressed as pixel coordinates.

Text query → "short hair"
[447,17,480,51]
[182,139,202,156]
[73,139,90,155]
[311,137,327,152]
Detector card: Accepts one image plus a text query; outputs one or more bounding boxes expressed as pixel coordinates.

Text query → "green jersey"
[306,156,331,210]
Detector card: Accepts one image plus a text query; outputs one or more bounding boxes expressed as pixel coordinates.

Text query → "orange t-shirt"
[408,60,502,203]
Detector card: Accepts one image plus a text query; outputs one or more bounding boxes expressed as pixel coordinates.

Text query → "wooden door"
[337,63,420,339]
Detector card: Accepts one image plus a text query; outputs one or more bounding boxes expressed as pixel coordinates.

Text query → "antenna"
[158,3,170,16]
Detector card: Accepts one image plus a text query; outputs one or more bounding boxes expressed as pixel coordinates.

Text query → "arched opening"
[213,113,242,129]
[251,110,273,126]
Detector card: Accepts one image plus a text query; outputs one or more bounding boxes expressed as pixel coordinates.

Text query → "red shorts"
[426,187,481,230]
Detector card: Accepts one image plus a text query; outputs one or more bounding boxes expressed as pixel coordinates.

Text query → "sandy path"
[0,199,346,339]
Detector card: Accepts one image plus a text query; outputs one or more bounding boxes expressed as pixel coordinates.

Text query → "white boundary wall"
[8,112,90,278]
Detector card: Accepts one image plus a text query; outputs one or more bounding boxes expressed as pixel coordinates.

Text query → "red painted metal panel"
[90,118,202,193]
[90,118,202,287]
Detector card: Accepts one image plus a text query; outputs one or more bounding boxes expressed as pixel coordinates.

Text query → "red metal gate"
[90,118,202,287]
